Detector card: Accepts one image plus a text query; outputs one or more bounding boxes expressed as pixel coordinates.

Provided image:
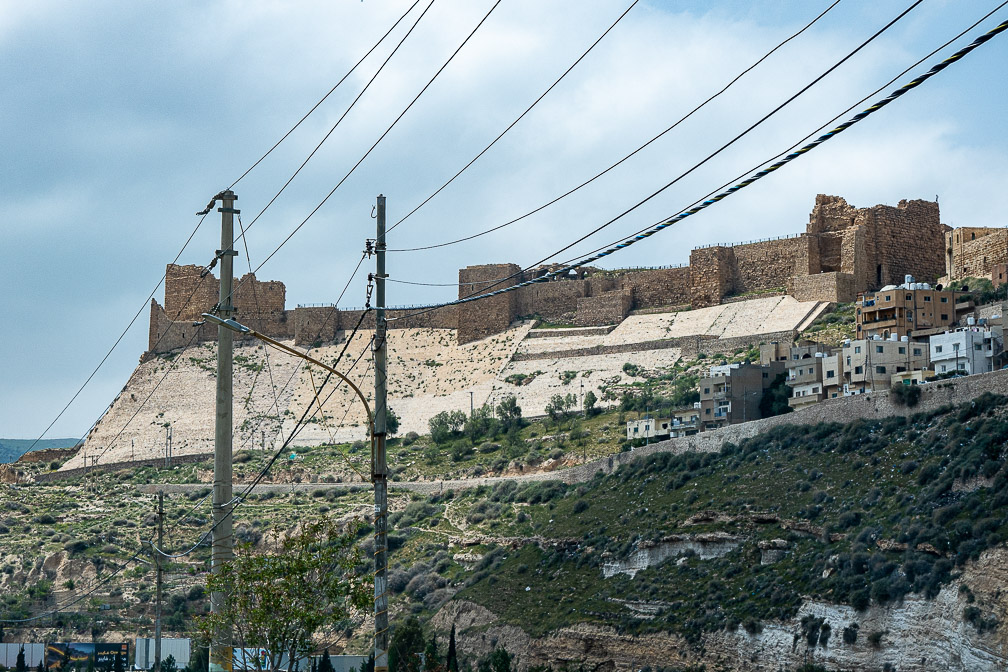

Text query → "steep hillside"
[5,392,1008,671]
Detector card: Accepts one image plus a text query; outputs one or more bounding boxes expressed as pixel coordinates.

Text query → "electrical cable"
[228,0,423,190]
[224,0,505,305]
[235,0,437,238]
[387,13,1008,321]
[385,0,843,248]
[386,0,641,235]
[438,0,926,304]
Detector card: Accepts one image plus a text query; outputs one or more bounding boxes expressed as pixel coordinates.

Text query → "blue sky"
[1,0,1006,439]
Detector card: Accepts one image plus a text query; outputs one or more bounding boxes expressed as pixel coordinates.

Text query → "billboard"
[47,643,130,671]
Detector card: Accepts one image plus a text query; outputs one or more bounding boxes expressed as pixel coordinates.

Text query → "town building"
[786,345,845,409]
[891,369,934,386]
[856,277,967,341]
[698,362,784,430]
[842,336,929,394]
[929,323,1004,376]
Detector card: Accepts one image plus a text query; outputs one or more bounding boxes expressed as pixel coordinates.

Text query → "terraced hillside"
[72,295,825,470]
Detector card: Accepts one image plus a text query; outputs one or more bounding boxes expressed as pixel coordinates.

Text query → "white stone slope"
[70,294,824,466]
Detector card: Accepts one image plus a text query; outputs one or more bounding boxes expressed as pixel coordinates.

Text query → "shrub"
[890,383,922,407]
[842,624,858,644]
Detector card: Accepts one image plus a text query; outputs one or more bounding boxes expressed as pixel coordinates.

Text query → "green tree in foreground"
[16,645,25,672]
[198,517,370,672]
[446,623,458,672]
[389,617,425,672]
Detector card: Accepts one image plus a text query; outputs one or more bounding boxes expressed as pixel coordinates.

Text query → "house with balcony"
[856,277,968,341]
[842,336,929,394]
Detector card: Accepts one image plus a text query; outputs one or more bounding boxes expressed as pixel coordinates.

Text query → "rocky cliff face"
[437,546,1008,671]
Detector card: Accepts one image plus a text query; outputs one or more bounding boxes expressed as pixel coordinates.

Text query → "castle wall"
[946,228,1008,281]
[617,267,691,309]
[732,236,806,294]
[787,272,856,303]
[294,306,342,347]
[869,199,946,286]
[689,246,736,307]
[574,289,632,326]
[515,281,587,323]
[164,264,219,322]
[457,264,521,344]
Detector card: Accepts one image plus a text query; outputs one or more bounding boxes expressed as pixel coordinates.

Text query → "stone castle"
[147,194,1001,355]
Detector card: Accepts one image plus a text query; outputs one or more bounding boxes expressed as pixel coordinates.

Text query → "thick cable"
[388,14,1008,321]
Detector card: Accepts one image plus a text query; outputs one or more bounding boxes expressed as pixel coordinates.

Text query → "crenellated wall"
[148,194,950,351]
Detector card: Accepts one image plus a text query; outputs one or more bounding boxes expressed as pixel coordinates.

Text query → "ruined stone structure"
[944,226,1008,283]
[149,195,950,351]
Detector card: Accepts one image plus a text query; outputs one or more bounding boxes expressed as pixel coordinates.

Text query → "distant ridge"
[0,438,79,464]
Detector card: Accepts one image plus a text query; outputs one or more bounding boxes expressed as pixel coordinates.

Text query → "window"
[941,314,948,321]
[936,345,943,353]
[924,295,931,302]
[876,345,884,354]
[826,370,835,378]
[941,296,948,303]
[975,343,982,351]
[876,366,887,374]
[854,346,862,354]
[846,356,851,366]
[855,366,863,374]
[898,346,906,354]
[913,348,922,356]
[885,295,891,301]
[906,294,912,301]
[762,372,768,378]
[704,387,710,394]
[633,427,639,433]
[705,408,711,415]
[896,366,906,372]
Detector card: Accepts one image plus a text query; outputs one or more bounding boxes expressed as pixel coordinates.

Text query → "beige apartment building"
[842,337,929,394]
[857,282,967,340]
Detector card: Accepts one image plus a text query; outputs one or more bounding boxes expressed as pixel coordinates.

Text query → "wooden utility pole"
[372,195,389,672]
[154,492,164,672]
[210,190,237,672]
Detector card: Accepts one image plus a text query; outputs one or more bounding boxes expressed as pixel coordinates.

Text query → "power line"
[226,0,505,303]
[388,13,1008,321]
[386,0,641,235]
[228,0,424,190]
[385,0,843,250]
[234,0,437,238]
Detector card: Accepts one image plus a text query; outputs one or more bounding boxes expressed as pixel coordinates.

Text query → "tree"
[160,657,176,672]
[388,617,425,672]
[495,396,522,431]
[386,408,401,436]
[198,517,370,672]
[429,411,466,444]
[185,648,209,672]
[423,637,440,672]
[583,390,597,417]
[85,656,94,672]
[317,651,334,672]
[477,648,510,672]
[446,624,459,672]
[16,645,26,672]
[759,373,793,418]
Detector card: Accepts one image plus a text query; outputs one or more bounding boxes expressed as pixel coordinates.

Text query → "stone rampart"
[574,290,632,326]
[946,228,1008,281]
[458,264,521,344]
[787,272,857,303]
[616,267,692,309]
[732,236,805,294]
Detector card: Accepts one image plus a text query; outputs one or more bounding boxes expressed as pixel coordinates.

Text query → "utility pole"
[372,195,389,672]
[154,492,164,672]
[210,190,237,672]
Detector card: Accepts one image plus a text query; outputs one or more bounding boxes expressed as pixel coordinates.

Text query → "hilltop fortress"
[148,194,996,355]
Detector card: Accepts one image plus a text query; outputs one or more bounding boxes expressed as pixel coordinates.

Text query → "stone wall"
[946,228,1008,281]
[617,266,691,309]
[787,272,857,303]
[732,236,805,294]
[574,290,632,326]
[515,281,587,323]
[689,246,736,307]
[457,264,521,344]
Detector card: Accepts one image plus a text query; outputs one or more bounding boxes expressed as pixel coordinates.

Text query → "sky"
[1,0,1006,440]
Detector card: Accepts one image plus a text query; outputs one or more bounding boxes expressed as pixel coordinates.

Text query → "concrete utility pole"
[372,195,389,672]
[154,492,164,672]
[210,190,237,672]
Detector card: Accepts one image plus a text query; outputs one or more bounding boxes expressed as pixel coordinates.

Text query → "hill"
[2,390,1007,671]
[0,438,79,464]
